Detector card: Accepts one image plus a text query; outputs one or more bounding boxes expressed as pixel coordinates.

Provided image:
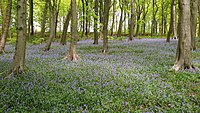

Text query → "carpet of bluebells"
[0,39,200,112]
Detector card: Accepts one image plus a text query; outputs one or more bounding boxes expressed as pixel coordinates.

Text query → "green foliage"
[27,35,45,44]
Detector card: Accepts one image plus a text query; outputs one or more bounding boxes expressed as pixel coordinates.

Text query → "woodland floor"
[0,38,200,112]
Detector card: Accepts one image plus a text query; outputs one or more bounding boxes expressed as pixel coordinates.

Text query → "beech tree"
[172,0,194,71]
[9,0,27,76]
[0,0,12,54]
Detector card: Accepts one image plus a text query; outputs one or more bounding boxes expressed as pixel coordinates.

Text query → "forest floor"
[0,38,200,112]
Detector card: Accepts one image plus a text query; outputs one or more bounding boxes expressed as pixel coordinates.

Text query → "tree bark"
[166,0,177,42]
[0,0,12,54]
[110,0,116,36]
[172,0,193,71]
[129,0,135,41]
[199,3,200,37]
[65,0,79,61]
[81,0,85,38]
[190,0,198,50]
[102,0,111,53]
[117,0,123,37]
[161,0,165,37]
[44,2,56,51]
[93,0,99,44]
[9,0,27,76]
[40,0,48,38]
[60,9,71,45]
[0,0,6,35]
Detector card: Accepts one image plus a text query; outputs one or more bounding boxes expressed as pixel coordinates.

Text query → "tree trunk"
[65,0,79,61]
[9,0,27,76]
[81,0,85,38]
[110,0,116,36]
[44,1,57,51]
[0,0,6,35]
[60,9,71,45]
[40,0,48,38]
[117,3,123,37]
[129,0,135,41]
[93,0,99,44]
[161,0,165,37]
[99,0,104,39]
[0,0,12,54]
[199,4,200,37]
[172,0,177,39]
[190,0,198,50]
[172,0,193,71]
[102,0,111,53]
[166,0,177,42]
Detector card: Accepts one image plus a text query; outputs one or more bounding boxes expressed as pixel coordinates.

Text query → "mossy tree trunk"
[0,0,12,54]
[9,0,27,76]
[172,0,194,71]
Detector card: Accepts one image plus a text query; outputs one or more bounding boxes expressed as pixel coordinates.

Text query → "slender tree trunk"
[102,0,111,53]
[161,0,165,37]
[99,0,103,39]
[44,2,56,51]
[30,0,34,35]
[40,0,48,38]
[65,0,79,61]
[199,4,200,37]
[167,0,176,42]
[0,0,12,54]
[81,0,85,38]
[117,4,123,37]
[129,0,135,41]
[60,9,71,45]
[172,0,194,71]
[190,0,198,50]
[110,0,116,36]
[172,0,177,39]
[9,0,27,76]
[85,0,89,37]
[93,0,99,44]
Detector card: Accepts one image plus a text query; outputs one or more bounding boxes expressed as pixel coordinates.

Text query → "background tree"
[190,0,198,50]
[0,0,12,54]
[28,0,34,37]
[64,0,79,61]
[102,0,111,53]
[44,0,61,51]
[93,0,99,44]
[166,0,177,42]
[9,0,27,76]
[40,0,49,38]
[172,0,194,71]
[129,0,136,41]
[60,8,71,45]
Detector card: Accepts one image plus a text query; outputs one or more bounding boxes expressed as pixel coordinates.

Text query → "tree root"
[63,53,80,62]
